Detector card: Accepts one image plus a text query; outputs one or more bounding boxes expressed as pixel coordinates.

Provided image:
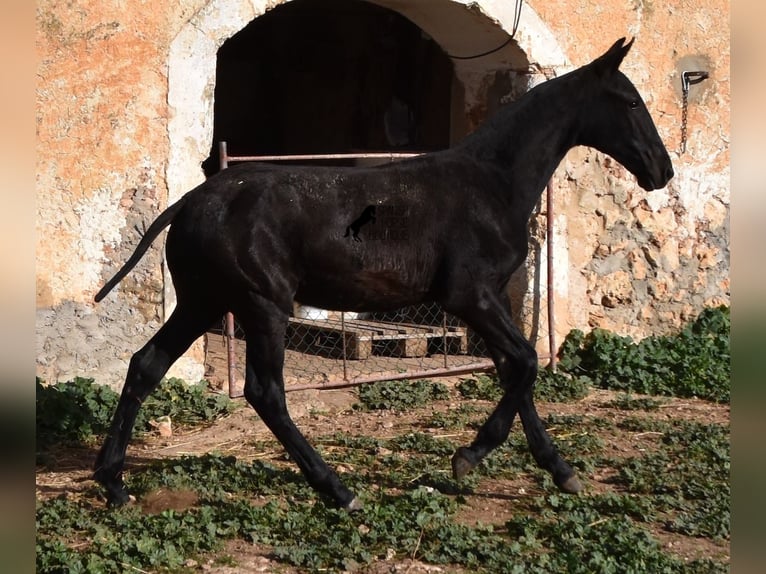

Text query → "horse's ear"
[591,37,634,77]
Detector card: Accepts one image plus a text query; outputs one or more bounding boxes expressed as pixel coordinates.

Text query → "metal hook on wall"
[682,70,709,92]
[680,70,709,154]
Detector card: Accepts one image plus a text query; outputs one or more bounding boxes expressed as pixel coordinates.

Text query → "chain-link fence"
[203,144,555,397]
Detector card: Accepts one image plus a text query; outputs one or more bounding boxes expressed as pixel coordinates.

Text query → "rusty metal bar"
[217,142,243,397]
[219,141,229,169]
[546,180,557,372]
[285,360,496,393]
[442,311,448,368]
[220,151,422,163]
[225,313,240,398]
[341,312,348,381]
[227,359,571,397]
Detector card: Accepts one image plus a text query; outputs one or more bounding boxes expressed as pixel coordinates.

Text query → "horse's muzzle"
[640,157,674,191]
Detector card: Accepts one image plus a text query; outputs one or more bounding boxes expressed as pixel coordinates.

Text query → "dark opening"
[203,0,454,175]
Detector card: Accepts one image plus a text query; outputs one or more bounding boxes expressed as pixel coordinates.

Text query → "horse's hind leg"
[446,290,581,493]
[236,293,359,509]
[94,301,221,505]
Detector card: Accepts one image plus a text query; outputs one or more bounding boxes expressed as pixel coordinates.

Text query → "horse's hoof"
[556,474,583,494]
[94,470,132,507]
[105,490,133,507]
[345,497,363,512]
[451,447,476,480]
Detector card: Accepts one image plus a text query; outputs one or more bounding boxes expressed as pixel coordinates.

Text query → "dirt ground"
[35,381,730,572]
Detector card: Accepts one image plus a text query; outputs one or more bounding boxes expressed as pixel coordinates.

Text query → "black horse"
[93,38,673,509]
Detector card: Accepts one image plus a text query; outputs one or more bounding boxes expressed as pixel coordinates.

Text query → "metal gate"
[210,142,556,397]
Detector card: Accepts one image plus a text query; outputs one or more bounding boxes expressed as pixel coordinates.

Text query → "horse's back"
[166,152,499,308]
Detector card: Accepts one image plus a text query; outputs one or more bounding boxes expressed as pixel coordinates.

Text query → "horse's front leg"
[447,291,581,493]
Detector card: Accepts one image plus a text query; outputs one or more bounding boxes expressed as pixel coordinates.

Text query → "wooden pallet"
[286,317,467,360]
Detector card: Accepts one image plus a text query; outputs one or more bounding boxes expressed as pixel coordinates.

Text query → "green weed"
[614,420,730,540]
[456,370,590,404]
[427,403,488,430]
[557,306,730,402]
[127,454,313,502]
[355,379,450,411]
[36,377,235,458]
[456,373,502,401]
[505,494,726,574]
[606,393,667,411]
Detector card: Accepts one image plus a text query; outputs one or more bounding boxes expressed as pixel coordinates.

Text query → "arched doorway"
[167,0,568,207]
[203,0,454,175]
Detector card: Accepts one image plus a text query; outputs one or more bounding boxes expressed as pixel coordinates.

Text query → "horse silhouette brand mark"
[344,205,376,241]
[344,204,409,241]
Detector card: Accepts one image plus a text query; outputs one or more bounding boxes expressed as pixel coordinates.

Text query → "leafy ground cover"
[556,305,730,402]
[36,307,730,573]
[36,377,235,457]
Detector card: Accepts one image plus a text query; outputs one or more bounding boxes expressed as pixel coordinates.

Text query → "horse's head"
[578,38,674,191]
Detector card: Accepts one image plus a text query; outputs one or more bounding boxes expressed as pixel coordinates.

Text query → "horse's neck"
[459,78,580,216]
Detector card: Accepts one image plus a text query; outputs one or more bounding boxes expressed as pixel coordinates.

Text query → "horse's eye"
[629,100,640,109]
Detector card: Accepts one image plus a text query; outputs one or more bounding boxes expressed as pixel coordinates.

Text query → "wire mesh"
[211,293,551,396]
[247,304,484,386]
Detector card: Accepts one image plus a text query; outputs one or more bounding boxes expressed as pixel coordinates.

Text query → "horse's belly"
[295,268,431,312]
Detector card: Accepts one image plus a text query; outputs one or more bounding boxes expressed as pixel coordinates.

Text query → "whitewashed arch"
[167,0,567,204]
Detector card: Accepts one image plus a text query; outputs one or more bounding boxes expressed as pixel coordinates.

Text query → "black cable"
[446,0,523,60]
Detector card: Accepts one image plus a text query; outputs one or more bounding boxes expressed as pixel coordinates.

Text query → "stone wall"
[536,0,730,339]
[36,0,729,387]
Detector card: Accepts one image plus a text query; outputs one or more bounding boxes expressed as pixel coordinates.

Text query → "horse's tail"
[94,195,189,302]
